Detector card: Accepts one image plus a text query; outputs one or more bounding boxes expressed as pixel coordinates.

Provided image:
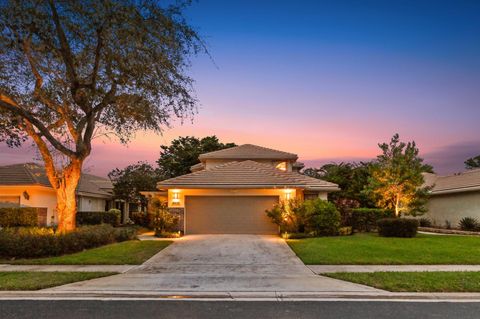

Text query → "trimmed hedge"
[0,224,136,259]
[377,218,418,238]
[0,207,38,227]
[76,209,121,226]
[348,208,394,232]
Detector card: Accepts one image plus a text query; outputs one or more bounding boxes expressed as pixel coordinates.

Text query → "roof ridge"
[242,144,297,156]
[198,144,298,160]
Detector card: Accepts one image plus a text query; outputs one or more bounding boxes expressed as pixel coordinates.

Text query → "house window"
[276,162,287,171]
[0,196,20,208]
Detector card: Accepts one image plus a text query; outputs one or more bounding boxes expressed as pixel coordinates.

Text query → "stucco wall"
[77,196,107,212]
[204,159,293,171]
[0,185,57,225]
[426,191,480,227]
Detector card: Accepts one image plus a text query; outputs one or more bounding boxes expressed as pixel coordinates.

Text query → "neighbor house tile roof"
[158,160,339,191]
[198,144,298,161]
[0,163,51,187]
[423,170,480,195]
[0,163,113,198]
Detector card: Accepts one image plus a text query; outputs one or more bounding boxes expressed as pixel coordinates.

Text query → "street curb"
[2,290,480,301]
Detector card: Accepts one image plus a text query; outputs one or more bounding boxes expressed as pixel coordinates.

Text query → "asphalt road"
[1,300,480,319]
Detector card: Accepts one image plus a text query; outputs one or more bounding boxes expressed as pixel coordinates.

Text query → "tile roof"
[423,169,480,195]
[158,160,339,190]
[0,163,113,198]
[198,144,298,161]
[0,163,51,186]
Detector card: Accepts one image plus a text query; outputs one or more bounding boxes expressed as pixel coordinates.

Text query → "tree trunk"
[55,160,82,232]
[395,194,400,217]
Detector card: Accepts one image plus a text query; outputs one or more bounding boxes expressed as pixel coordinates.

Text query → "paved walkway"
[309,265,480,273]
[46,235,381,293]
[0,265,133,273]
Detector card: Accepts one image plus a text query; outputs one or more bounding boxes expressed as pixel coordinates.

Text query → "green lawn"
[0,272,116,290]
[287,233,480,265]
[325,271,480,292]
[3,240,172,265]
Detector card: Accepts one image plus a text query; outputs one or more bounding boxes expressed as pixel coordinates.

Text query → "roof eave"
[157,184,338,191]
[430,186,480,196]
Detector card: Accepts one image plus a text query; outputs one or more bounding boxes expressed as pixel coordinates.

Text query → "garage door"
[185,196,279,234]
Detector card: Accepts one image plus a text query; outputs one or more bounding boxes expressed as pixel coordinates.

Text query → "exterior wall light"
[284,189,293,200]
[22,191,30,200]
[171,190,181,205]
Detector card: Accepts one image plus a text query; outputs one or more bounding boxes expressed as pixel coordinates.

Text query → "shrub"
[266,199,340,236]
[0,224,137,259]
[0,207,38,227]
[76,209,121,227]
[265,199,308,233]
[459,217,480,231]
[334,198,360,226]
[281,232,314,239]
[338,226,353,236]
[130,211,152,228]
[304,199,341,236]
[149,200,179,232]
[348,208,394,232]
[155,231,181,238]
[418,217,432,227]
[445,220,452,229]
[377,218,418,238]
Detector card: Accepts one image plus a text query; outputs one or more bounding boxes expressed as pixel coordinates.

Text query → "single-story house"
[423,169,480,227]
[153,144,339,235]
[0,163,114,225]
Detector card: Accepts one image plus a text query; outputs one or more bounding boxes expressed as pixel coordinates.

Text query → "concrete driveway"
[50,235,380,294]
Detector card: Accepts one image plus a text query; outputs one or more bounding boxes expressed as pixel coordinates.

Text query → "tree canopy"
[0,0,204,231]
[304,162,375,207]
[108,162,163,207]
[364,134,433,217]
[157,136,236,179]
[465,155,480,170]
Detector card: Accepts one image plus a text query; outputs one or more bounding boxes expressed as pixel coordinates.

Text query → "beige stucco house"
[0,163,114,225]
[152,144,339,235]
[424,169,480,227]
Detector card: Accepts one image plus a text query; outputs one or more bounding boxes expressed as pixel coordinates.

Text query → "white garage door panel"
[185,196,279,234]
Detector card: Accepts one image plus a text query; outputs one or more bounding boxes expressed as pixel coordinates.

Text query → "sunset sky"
[1,0,479,176]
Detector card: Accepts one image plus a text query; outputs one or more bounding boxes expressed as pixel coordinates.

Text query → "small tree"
[365,134,433,217]
[108,162,162,211]
[149,198,178,234]
[465,155,480,170]
[0,1,204,231]
[157,136,236,179]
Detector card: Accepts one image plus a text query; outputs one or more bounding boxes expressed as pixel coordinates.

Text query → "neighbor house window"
[276,162,287,171]
[0,196,20,208]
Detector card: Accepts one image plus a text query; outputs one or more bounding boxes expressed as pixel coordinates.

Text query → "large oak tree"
[0,0,204,231]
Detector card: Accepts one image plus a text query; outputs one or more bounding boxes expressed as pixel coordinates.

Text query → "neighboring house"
[0,163,114,225]
[154,144,339,235]
[423,169,480,227]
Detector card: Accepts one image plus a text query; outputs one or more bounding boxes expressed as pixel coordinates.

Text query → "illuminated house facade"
[155,144,339,235]
[0,163,114,226]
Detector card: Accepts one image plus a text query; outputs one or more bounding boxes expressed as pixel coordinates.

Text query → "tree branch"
[21,120,59,189]
[0,94,77,157]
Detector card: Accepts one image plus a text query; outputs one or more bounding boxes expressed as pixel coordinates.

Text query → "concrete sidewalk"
[309,265,480,273]
[0,265,133,273]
